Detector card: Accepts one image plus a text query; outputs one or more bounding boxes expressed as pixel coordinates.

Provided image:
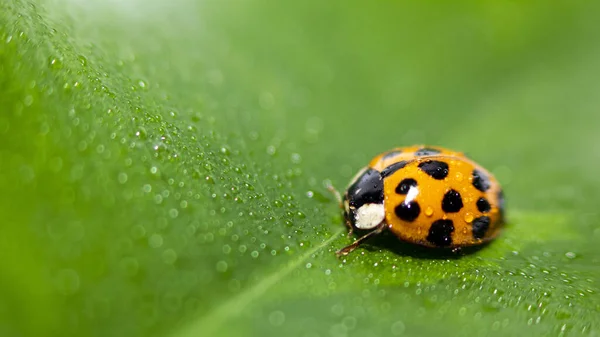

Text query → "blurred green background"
[1,0,600,336]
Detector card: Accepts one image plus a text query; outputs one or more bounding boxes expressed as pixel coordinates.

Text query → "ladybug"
[329,145,505,256]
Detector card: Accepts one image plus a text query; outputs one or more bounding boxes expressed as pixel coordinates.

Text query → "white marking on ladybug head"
[354,203,385,229]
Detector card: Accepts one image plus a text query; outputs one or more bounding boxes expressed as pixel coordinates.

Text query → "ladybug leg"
[336,222,387,257]
[344,218,354,237]
[326,184,343,209]
[326,183,354,236]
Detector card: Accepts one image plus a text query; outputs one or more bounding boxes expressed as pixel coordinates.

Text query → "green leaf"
[1,1,599,337]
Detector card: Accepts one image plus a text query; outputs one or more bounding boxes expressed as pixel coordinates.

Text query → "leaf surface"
[1,1,599,337]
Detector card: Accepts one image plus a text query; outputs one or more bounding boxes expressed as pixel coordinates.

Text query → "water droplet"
[268,310,285,326]
[290,153,302,164]
[48,57,63,69]
[135,128,147,139]
[464,213,474,223]
[216,261,228,272]
[149,234,164,248]
[169,209,179,218]
[331,304,344,316]
[425,206,434,216]
[266,145,277,156]
[391,321,406,335]
[23,95,33,107]
[131,225,146,239]
[39,122,49,135]
[118,172,128,184]
[19,165,35,183]
[455,172,463,182]
[77,140,87,152]
[142,184,152,193]
[565,252,577,259]
[162,249,177,264]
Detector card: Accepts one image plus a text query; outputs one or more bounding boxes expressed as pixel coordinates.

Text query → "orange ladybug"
[329,145,505,256]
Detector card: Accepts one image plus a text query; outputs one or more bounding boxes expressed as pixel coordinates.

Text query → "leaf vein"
[171,228,344,337]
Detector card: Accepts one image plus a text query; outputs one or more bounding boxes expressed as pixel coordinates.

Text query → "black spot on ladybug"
[418,160,449,180]
[442,189,463,213]
[414,147,441,156]
[476,197,491,213]
[381,160,409,178]
[395,178,417,195]
[382,150,402,160]
[345,169,384,226]
[472,169,491,192]
[395,201,421,222]
[427,219,454,247]
[472,216,491,239]
[497,189,505,221]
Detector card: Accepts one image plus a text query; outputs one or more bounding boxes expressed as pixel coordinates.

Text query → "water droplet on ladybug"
[425,206,434,216]
[464,213,474,223]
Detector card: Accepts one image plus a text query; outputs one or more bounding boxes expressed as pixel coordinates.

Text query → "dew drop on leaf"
[48,57,62,69]
[162,249,178,264]
[268,311,285,326]
[148,234,164,248]
[53,269,80,295]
